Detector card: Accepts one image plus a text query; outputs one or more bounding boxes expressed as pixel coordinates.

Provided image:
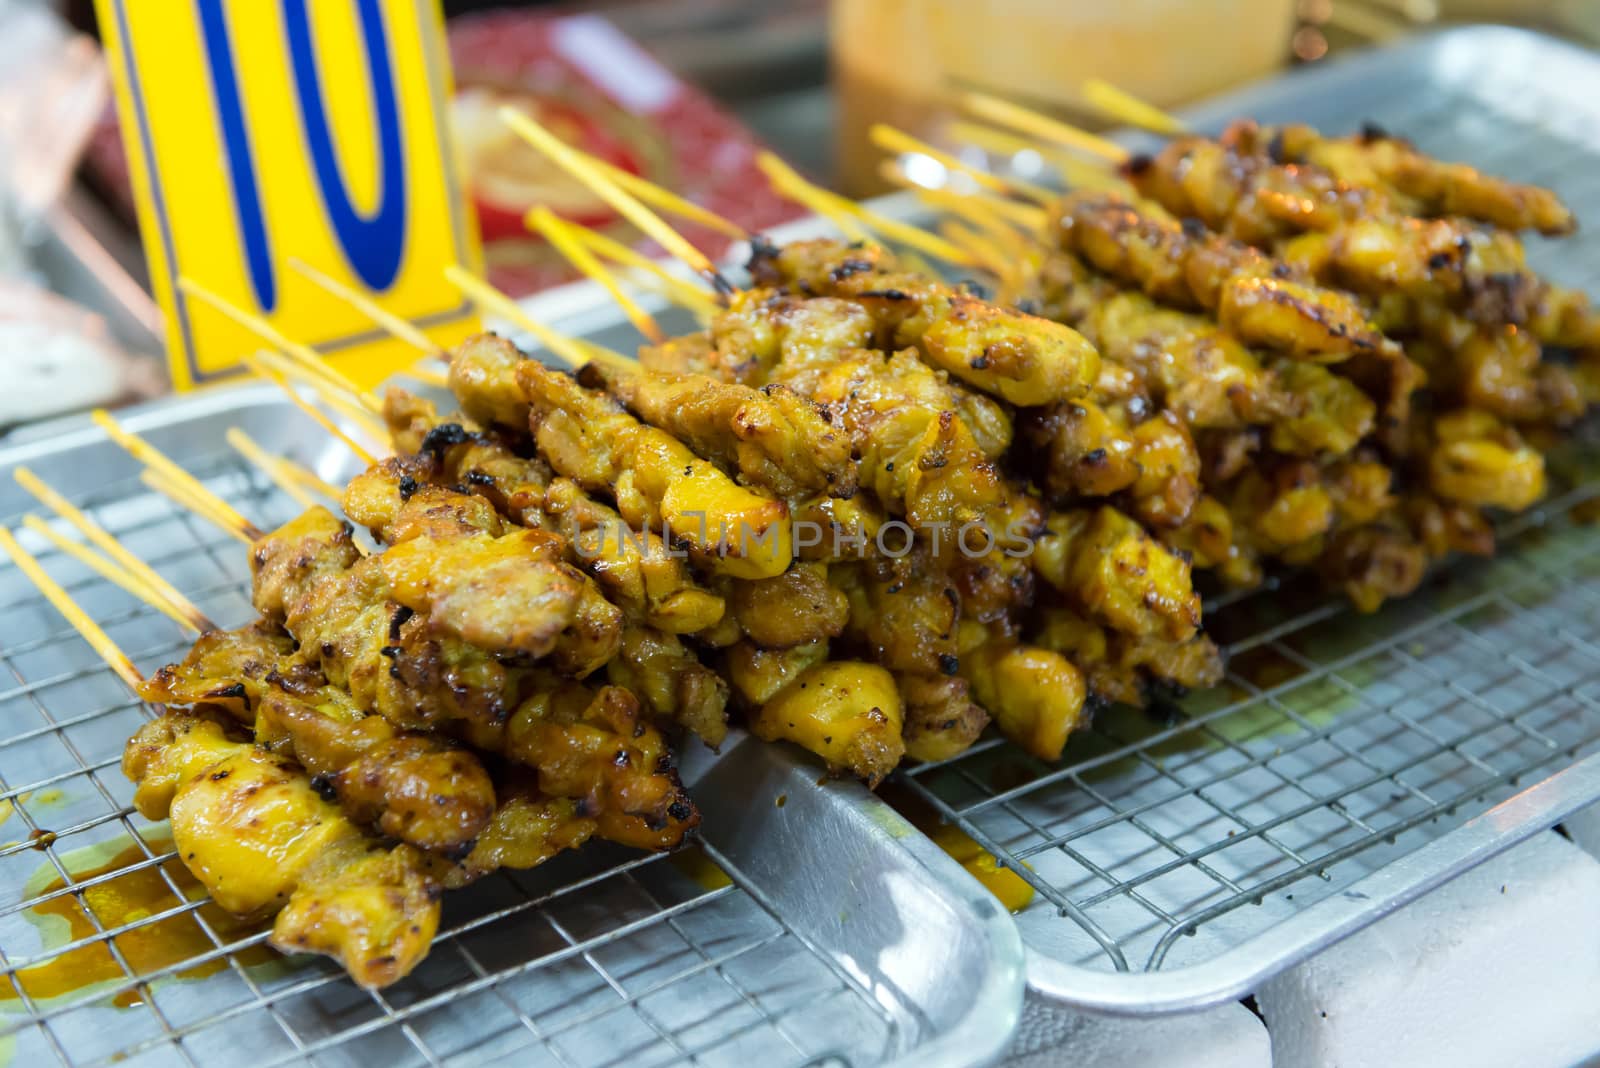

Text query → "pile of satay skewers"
[4,89,1597,992]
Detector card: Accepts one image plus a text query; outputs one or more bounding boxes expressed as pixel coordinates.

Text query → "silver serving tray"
[898,25,1600,1013]
[520,25,1600,1017]
[0,385,1023,1067]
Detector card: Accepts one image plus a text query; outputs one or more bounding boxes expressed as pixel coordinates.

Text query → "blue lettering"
[196,0,276,310]
[282,0,407,291]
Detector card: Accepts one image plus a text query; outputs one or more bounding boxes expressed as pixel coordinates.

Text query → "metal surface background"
[892,26,1600,1013]
[0,387,1024,1067]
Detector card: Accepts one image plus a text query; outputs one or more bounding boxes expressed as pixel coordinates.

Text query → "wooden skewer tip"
[0,527,144,689]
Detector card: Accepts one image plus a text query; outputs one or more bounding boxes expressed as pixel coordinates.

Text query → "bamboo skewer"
[178,278,382,414]
[1321,0,1412,42]
[13,466,213,632]
[241,351,380,466]
[937,220,1013,283]
[1079,78,1190,135]
[944,120,1133,195]
[528,207,666,344]
[498,107,735,295]
[286,258,438,355]
[1353,0,1439,20]
[272,456,344,504]
[92,410,263,542]
[19,515,212,633]
[921,186,1033,254]
[870,123,1054,205]
[286,257,456,394]
[558,223,720,319]
[757,151,980,267]
[881,163,1050,232]
[0,528,145,691]
[960,90,1130,165]
[246,346,390,443]
[756,152,871,243]
[580,153,747,241]
[443,264,634,371]
[226,428,331,512]
[138,470,255,545]
[396,365,450,389]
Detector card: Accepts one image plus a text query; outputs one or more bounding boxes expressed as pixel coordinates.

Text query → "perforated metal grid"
[898,29,1600,987]
[0,450,902,1068]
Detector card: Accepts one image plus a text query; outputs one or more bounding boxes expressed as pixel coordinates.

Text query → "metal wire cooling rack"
[0,398,1013,1068]
[894,26,1600,1010]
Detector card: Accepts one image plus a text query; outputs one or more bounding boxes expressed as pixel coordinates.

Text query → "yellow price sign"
[97,0,482,390]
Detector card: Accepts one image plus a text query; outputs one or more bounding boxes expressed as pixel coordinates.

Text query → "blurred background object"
[831,0,1299,195]
[0,0,159,430]
[446,9,803,295]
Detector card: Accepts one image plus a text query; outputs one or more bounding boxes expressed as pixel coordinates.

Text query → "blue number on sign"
[197,0,277,311]
[282,0,407,292]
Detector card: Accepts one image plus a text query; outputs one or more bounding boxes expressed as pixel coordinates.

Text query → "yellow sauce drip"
[879,785,1036,913]
[1,837,273,1009]
[668,845,733,891]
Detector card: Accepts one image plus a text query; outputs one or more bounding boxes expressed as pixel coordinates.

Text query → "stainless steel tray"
[0,386,1024,1067]
[887,25,1600,1012]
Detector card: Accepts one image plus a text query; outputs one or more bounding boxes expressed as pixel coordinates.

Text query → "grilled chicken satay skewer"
[440,211,1068,767]
[25,462,604,884]
[18,465,501,853]
[92,408,700,846]
[513,221,862,506]
[245,276,733,700]
[637,234,1207,743]
[504,208,1078,763]
[0,527,441,988]
[976,95,1588,344]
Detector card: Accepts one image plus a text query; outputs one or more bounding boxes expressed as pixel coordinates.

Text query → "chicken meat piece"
[518,359,793,579]
[448,331,536,430]
[1032,609,1224,708]
[142,622,497,853]
[834,551,962,675]
[746,660,906,786]
[962,640,1087,761]
[1317,521,1431,613]
[606,624,730,747]
[122,710,441,987]
[769,344,1006,532]
[245,508,699,848]
[1266,360,1376,457]
[1160,494,1263,590]
[579,362,857,500]
[1274,122,1575,236]
[419,771,598,889]
[725,562,851,649]
[381,389,726,636]
[1079,288,1290,430]
[1425,408,1547,512]
[1125,124,1561,328]
[380,525,621,673]
[1033,506,1202,641]
[896,671,991,763]
[1056,191,1391,361]
[724,639,832,707]
[751,238,1102,405]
